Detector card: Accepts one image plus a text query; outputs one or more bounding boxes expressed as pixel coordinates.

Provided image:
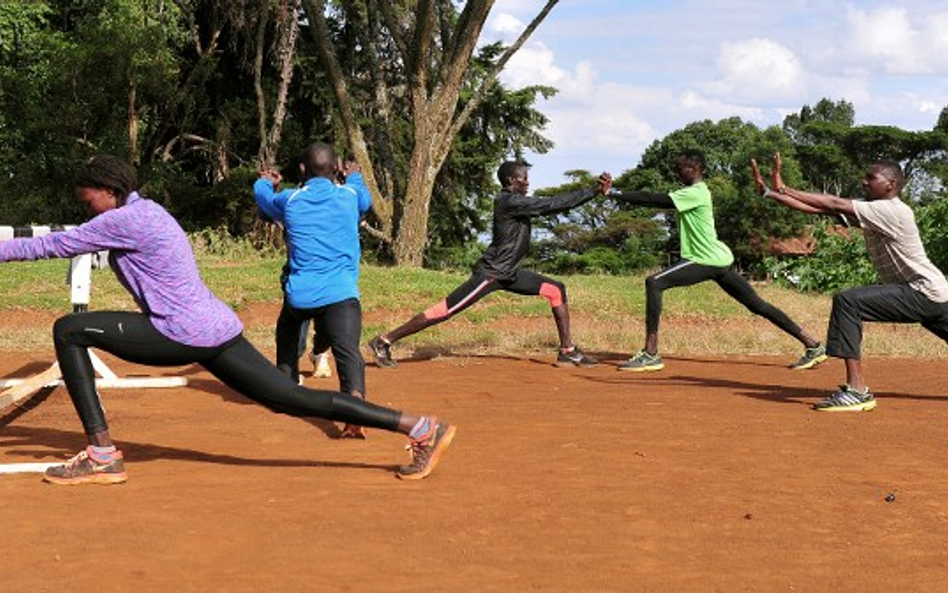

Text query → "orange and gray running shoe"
[44,447,128,486]
[397,420,456,481]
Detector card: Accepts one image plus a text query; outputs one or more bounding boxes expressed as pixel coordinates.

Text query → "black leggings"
[826,283,948,359]
[645,259,804,340]
[52,312,401,435]
[275,297,365,394]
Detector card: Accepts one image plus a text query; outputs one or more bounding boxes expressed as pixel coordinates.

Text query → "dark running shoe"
[812,385,876,412]
[339,424,367,439]
[397,420,456,481]
[556,345,598,368]
[617,350,664,372]
[43,447,128,486]
[368,336,397,368]
[790,343,828,370]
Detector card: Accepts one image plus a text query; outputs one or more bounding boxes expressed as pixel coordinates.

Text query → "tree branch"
[446,0,558,148]
[374,0,408,63]
[301,0,393,241]
[252,4,269,165]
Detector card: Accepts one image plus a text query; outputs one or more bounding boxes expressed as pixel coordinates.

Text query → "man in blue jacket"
[255,142,372,437]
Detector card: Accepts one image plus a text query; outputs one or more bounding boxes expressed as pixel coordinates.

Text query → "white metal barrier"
[0,226,188,411]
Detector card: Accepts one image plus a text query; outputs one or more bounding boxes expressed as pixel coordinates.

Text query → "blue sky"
[483,1,948,189]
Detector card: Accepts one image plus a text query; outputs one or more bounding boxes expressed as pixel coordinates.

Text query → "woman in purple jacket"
[0,155,455,485]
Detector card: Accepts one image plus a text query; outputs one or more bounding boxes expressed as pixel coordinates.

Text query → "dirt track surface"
[1,350,946,592]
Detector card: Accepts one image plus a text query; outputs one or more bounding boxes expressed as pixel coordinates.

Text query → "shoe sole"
[617,364,664,372]
[555,360,598,368]
[43,472,128,486]
[813,400,877,412]
[790,354,829,370]
[397,424,457,481]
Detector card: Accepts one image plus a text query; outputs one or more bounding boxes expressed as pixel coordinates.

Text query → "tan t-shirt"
[849,198,948,302]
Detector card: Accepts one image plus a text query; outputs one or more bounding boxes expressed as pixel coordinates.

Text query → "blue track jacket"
[254,173,372,309]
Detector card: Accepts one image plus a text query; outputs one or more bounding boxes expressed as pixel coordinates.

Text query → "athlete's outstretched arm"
[609,189,675,209]
[770,153,856,216]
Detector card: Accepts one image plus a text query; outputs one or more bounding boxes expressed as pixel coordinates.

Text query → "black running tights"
[645,259,804,339]
[52,311,401,435]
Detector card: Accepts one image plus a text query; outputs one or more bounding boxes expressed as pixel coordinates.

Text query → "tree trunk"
[301,0,557,266]
[393,149,439,266]
[264,0,300,166]
[128,75,139,164]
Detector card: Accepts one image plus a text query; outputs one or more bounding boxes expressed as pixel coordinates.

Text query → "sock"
[560,345,575,353]
[408,416,435,442]
[88,445,119,462]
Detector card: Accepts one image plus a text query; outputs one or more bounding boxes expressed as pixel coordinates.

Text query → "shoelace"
[56,450,90,475]
[404,437,432,465]
[65,450,90,468]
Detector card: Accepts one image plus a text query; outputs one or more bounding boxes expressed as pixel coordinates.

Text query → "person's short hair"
[873,159,905,190]
[302,142,337,178]
[74,155,137,201]
[676,149,706,171]
[497,161,527,187]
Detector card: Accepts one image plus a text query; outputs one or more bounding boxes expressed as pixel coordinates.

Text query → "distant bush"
[424,242,485,272]
[763,224,876,293]
[916,197,948,273]
[189,227,282,260]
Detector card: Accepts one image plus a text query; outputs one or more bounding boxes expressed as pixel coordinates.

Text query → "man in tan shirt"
[752,154,948,412]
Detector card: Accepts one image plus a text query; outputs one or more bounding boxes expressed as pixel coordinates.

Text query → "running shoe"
[617,350,665,372]
[43,447,128,486]
[397,420,456,480]
[368,336,397,368]
[311,351,333,378]
[789,343,828,370]
[812,385,876,412]
[340,424,367,439]
[556,345,598,368]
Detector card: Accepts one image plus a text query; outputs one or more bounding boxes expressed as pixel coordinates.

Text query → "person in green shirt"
[609,149,826,372]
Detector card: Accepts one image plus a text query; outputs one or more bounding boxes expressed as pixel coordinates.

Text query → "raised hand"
[750,158,767,196]
[598,172,613,195]
[259,167,282,186]
[771,152,785,192]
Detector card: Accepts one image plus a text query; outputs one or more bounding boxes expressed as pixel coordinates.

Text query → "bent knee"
[52,314,83,343]
[539,281,566,308]
[423,300,450,321]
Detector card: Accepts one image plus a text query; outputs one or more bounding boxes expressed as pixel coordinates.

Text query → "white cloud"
[840,6,948,76]
[489,12,524,37]
[844,7,924,74]
[701,38,805,105]
[481,1,948,187]
[502,43,596,101]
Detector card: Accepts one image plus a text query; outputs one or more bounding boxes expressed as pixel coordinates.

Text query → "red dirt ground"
[0,341,946,591]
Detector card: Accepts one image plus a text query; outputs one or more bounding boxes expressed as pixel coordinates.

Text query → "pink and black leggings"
[421,270,566,326]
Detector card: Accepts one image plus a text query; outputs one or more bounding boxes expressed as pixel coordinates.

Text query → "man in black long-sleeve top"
[368,161,611,368]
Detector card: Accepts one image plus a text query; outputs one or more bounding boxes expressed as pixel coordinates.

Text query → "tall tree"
[301,0,559,266]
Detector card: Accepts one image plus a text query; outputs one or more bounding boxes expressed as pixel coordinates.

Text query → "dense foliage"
[2,2,947,293]
[0,0,555,253]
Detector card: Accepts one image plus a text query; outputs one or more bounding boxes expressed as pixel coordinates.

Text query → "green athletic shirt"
[668,182,734,267]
